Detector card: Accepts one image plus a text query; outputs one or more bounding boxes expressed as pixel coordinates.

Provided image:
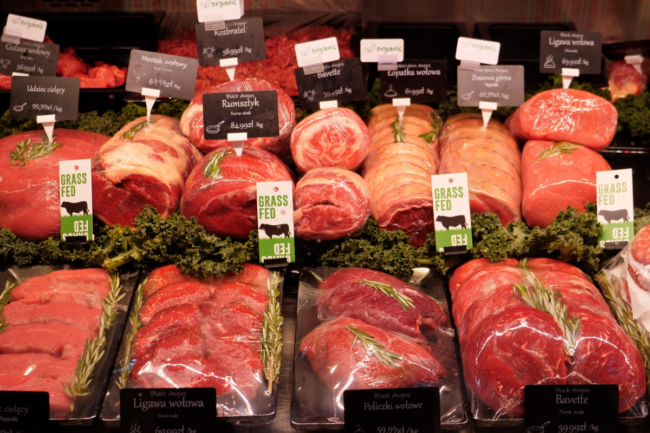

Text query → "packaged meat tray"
[291,267,467,430]
[0,265,139,424]
[100,263,285,424]
[449,258,649,427]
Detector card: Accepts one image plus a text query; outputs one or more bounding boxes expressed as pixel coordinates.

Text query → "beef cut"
[0,130,108,241]
[181,145,294,238]
[521,140,611,228]
[290,107,370,172]
[629,225,650,290]
[92,115,202,227]
[293,167,371,241]
[607,58,649,101]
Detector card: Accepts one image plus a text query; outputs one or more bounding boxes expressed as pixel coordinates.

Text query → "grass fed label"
[203,90,279,140]
[257,181,295,265]
[196,0,243,22]
[380,60,447,104]
[126,50,199,100]
[597,169,634,249]
[195,17,266,65]
[10,76,79,120]
[540,31,602,74]
[0,391,49,433]
[6,14,47,43]
[360,39,404,63]
[457,65,524,107]
[295,58,367,110]
[59,159,92,242]
[0,40,59,76]
[295,37,340,67]
[432,173,472,254]
[455,37,500,65]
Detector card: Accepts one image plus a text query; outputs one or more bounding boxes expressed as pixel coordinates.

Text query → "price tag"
[540,31,603,74]
[456,65,524,107]
[195,17,266,66]
[0,391,49,433]
[360,39,404,63]
[196,0,243,23]
[0,40,59,76]
[431,173,472,254]
[295,37,340,67]
[295,58,367,110]
[125,50,199,100]
[525,385,618,433]
[380,60,447,103]
[120,388,217,433]
[455,37,500,65]
[343,387,440,433]
[10,76,79,120]
[203,90,278,140]
[597,169,634,249]
[59,159,93,243]
[5,14,47,43]
[256,181,295,265]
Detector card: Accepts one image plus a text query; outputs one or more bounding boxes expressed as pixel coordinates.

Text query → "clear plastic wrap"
[100,263,284,424]
[92,115,202,227]
[505,88,618,151]
[521,140,611,228]
[0,265,138,423]
[291,267,467,430]
[450,257,648,425]
[293,167,371,241]
[0,129,109,241]
[290,108,370,172]
[439,113,522,225]
[607,58,650,101]
[181,145,294,239]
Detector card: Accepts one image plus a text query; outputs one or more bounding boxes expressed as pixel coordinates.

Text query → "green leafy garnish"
[260,272,283,393]
[9,133,62,167]
[346,325,404,367]
[122,118,158,140]
[535,141,581,163]
[0,281,16,333]
[361,280,414,311]
[203,149,230,180]
[391,118,406,143]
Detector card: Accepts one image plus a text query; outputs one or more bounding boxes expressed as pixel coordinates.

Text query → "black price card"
[540,31,603,74]
[295,57,367,110]
[457,65,525,107]
[525,385,618,433]
[0,40,59,76]
[380,60,447,104]
[203,90,279,140]
[10,76,79,120]
[195,17,266,66]
[125,49,199,100]
[0,391,49,433]
[344,387,440,433]
[120,388,217,433]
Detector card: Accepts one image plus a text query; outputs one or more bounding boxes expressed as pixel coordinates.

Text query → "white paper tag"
[360,39,405,63]
[597,169,634,249]
[59,159,93,242]
[431,173,473,254]
[455,37,500,65]
[5,14,47,43]
[257,181,295,265]
[196,0,243,23]
[295,37,340,67]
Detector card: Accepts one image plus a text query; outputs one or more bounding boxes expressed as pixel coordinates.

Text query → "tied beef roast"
[0,130,109,241]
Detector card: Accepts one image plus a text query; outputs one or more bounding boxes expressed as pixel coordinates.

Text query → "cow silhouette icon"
[436,214,467,230]
[260,223,292,238]
[598,209,630,223]
[61,201,89,216]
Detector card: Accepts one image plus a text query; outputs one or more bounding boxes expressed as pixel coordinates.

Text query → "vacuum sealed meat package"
[607,58,650,101]
[291,267,467,430]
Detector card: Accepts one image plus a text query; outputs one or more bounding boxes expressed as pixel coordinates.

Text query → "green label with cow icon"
[256,181,295,264]
[59,159,93,242]
[597,169,634,249]
[431,173,473,254]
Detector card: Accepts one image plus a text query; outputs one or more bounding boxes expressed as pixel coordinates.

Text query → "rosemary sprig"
[260,272,283,393]
[0,281,17,333]
[122,118,158,140]
[346,325,404,367]
[9,133,62,167]
[361,279,415,311]
[535,141,581,164]
[64,273,125,407]
[203,149,230,180]
[418,119,441,144]
[390,118,406,143]
[116,279,146,389]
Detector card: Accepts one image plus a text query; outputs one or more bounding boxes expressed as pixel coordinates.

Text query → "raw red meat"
[3,302,100,332]
[521,140,611,228]
[205,283,269,316]
[506,89,617,151]
[0,130,109,241]
[0,375,72,416]
[56,47,127,88]
[293,167,371,241]
[207,335,264,399]
[12,268,111,301]
[180,78,296,159]
[138,281,211,325]
[133,356,231,394]
[0,353,78,380]
[203,302,263,341]
[181,145,294,238]
[57,47,88,77]
[629,225,650,290]
[92,115,202,227]
[300,317,445,392]
[132,327,205,380]
[210,263,271,290]
[607,59,649,101]
[448,258,519,301]
[290,108,370,172]
[0,323,91,356]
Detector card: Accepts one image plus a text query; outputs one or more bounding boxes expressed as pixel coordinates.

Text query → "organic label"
[295,58,367,110]
[125,50,199,100]
[456,65,524,107]
[540,31,602,74]
[203,90,279,140]
[5,14,47,43]
[295,37,340,67]
[195,17,266,65]
[196,0,243,23]
[10,76,79,120]
[0,40,59,76]
[360,39,404,63]
[59,159,93,243]
[0,391,49,433]
[257,181,295,265]
[380,60,447,104]
[431,173,472,254]
[455,37,500,65]
[597,169,634,249]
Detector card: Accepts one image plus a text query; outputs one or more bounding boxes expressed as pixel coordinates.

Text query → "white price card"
[59,159,93,242]
[597,169,634,249]
[257,181,295,265]
[432,172,473,254]
[360,39,404,63]
[196,0,244,23]
[295,37,340,67]
[455,37,500,65]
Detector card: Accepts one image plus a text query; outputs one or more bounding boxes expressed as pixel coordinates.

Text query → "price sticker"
[125,50,199,100]
[380,60,447,103]
[0,40,59,77]
[10,76,79,120]
[295,58,367,110]
[256,181,295,266]
[456,64,524,107]
[540,31,603,75]
[431,173,472,254]
[0,391,49,433]
[59,159,93,243]
[597,169,634,249]
[195,17,266,66]
[203,90,279,140]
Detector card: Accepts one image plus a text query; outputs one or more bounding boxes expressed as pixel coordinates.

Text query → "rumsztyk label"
[257,181,295,264]
[431,173,472,254]
[59,159,92,242]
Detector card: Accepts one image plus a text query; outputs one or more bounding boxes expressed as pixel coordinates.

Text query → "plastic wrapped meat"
[180,78,296,159]
[521,140,611,228]
[505,89,617,151]
[92,115,202,227]
[0,129,109,241]
[439,113,522,225]
[181,145,294,238]
[607,58,650,101]
[290,108,370,172]
[293,168,370,241]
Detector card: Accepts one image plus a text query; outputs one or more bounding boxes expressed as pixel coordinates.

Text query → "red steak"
[0,353,78,380]
[3,301,101,332]
[134,356,231,394]
[12,268,111,301]
[0,375,72,416]
[448,258,519,301]
[204,283,269,316]
[207,334,263,400]
[202,302,263,342]
[0,323,91,356]
[139,281,211,325]
[629,225,650,291]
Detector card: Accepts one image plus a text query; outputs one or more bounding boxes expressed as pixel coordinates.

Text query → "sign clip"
[459,59,481,71]
[141,87,161,121]
[479,101,497,128]
[624,54,644,76]
[377,55,398,71]
[204,13,226,31]
[319,100,338,110]
[228,132,247,156]
[1,26,21,45]
[37,114,55,143]
[303,55,325,75]
[219,57,238,81]
[561,68,580,89]
[392,97,411,122]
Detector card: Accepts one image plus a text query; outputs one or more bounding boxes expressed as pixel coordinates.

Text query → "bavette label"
[295,57,367,110]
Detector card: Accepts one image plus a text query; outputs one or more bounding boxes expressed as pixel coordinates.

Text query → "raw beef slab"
[607,58,650,101]
[0,129,109,241]
[293,168,371,241]
[92,115,202,226]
